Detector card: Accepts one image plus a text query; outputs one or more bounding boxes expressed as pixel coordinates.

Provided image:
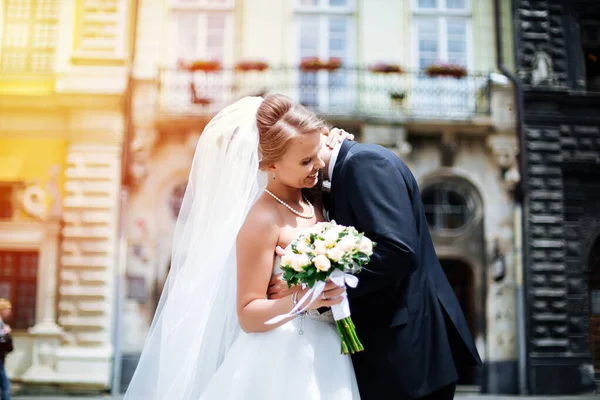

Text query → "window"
[0,251,38,330]
[581,18,600,91]
[421,181,477,234]
[411,0,473,118]
[162,0,235,112]
[0,0,60,73]
[169,0,234,64]
[412,0,471,69]
[295,0,355,111]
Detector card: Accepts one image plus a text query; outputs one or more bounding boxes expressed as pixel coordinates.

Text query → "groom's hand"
[325,128,354,149]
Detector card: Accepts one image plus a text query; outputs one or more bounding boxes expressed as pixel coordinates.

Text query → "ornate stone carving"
[439,131,457,167]
[130,128,158,185]
[394,129,412,158]
[531,51,556,86]
[487,134,521,190]
[54,144,119,386]
[20,183,47,220]
[19,165,63,221]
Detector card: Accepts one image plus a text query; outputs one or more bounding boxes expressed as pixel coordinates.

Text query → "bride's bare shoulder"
[238,194,281,240]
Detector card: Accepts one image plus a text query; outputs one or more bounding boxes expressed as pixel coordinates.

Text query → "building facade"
[122,0,522,394]
[513,0,600,394]
[0,0,133,391]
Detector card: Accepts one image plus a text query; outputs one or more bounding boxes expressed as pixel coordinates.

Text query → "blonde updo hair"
[256,94,326,169]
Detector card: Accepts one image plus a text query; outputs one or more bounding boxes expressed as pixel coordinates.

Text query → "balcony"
[156,66,492,123]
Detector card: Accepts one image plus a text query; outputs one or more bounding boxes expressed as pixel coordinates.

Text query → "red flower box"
[369,63,404,74]
[235,60,269,72]
[178,59,222,72]
[425,63,467,78]
[300,57,342,72]
[300,57,322,72]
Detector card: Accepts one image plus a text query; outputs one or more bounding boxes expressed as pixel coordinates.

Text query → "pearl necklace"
[264,189,315,219]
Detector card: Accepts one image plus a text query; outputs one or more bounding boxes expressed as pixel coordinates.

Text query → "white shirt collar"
[328,140,343,183]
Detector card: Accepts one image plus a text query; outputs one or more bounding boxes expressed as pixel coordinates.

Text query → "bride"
[124,95,360,399]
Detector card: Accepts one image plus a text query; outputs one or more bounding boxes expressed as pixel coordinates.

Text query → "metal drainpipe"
[493,0,528,395]
[112,0,140,395]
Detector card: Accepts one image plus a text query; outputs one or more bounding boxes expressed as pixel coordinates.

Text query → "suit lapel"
[329,140,356,221]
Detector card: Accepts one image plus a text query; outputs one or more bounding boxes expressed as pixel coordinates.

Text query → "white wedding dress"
[124,97,359,400]
[198,257,360,400]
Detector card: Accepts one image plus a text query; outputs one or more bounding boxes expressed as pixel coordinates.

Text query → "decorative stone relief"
[531,50,556,87]
[394,130,412,158]
[440,131,457,167]
[20,183,47,220]
[54,143,120,386]
[487,134,521,191]
[130,128,158,185]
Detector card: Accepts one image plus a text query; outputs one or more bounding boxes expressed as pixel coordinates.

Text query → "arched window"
[421,179,478,234]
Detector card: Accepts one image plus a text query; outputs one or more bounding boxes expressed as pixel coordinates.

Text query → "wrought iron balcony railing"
[157,66,492,121]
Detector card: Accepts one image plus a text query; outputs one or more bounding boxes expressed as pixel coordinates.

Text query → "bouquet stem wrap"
[266,270,364,354]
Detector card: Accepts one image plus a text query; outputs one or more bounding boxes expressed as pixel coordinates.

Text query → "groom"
[271,130,482,399]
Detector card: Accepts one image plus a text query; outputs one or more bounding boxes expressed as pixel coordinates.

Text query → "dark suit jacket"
[328,140,482,399]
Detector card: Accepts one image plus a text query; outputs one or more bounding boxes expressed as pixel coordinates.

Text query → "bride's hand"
[299,280,346,310]
[267,274,299,299]
[268,245,299,299]
[324,128,355,150]
[271,246,345,308]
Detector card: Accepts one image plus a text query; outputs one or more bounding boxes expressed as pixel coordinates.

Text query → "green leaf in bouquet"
[296,271,306,281]
[332,262,345,272]
[353,253,369,264]
[316,271,329,282]
[283,270,297,286]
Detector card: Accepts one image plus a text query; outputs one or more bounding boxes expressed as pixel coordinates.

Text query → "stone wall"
[514,0,600,394]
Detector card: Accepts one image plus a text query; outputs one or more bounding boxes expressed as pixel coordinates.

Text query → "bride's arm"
[237,201,346,333]
[236,202,297,333]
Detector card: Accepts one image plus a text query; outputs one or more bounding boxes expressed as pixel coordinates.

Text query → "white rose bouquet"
[266,221,375,354]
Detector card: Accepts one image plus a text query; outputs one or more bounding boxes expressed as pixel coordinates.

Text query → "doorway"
[589,235,600,381]
[440,258,476,385]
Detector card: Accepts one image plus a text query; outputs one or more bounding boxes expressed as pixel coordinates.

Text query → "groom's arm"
[343,152,419,300]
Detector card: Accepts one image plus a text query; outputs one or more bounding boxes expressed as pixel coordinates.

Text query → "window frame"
[411,15,472,70]
[412,0,471,15]
[167,0,235,65]
[420,179,481,237]
[294,0,356,110]
[294,0,356,15]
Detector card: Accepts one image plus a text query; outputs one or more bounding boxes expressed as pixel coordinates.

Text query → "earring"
[272,174,276,180]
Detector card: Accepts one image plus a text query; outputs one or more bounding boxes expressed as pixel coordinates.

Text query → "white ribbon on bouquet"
[265,269,359,325]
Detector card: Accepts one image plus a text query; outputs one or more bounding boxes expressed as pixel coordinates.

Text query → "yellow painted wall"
[0,138,67,197]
